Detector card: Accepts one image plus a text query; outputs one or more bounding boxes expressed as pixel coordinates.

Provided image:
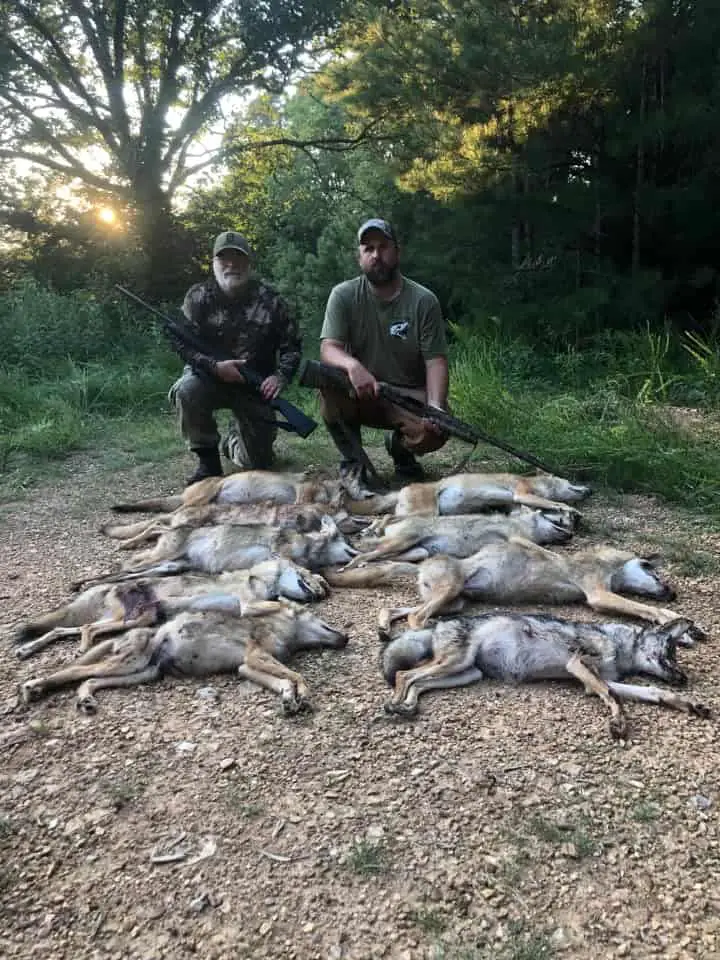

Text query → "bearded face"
[357,231,400,288]
[213,250,251,298]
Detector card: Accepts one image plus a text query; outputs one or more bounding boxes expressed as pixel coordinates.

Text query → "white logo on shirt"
[389,320,410,339]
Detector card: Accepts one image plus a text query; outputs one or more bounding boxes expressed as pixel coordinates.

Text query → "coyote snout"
[19,602,350,716]
[381,614,708,738]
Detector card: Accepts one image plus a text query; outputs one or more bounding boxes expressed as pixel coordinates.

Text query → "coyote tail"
[382,632,433,685]
[345,491,401,516]
[112,494,184,514]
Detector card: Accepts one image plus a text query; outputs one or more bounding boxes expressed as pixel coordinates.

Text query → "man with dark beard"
[319,218,449,484]
[169,231,302,484]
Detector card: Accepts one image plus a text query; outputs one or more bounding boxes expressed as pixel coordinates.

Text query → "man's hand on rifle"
[348,359,379,399]
[215,359,247,384]
[423,402,451,438]
[260,374,283,401]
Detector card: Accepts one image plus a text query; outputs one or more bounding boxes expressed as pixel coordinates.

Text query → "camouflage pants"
[169,366,277,469]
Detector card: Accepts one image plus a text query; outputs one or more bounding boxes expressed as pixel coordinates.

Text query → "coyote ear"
[659,617,695,638]
[641,552,663,566]
[320,514,338,535]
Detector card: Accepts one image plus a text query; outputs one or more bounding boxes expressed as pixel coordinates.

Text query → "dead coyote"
[111,469,362,515]
[343,505,576,567]
[75,516,357,589]
[326,538,702,643]
[19,601,348,716]
[381,614,709,738]
[347,471,591,517]
[12,558,330,660]
[102,502,365,551]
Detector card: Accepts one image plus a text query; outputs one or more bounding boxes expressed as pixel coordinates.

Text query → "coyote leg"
[564,654,627,740]
[75,667,162,713]
[377,606,419,642]
[78,614,157,654]
[19,632,154,704]
[585,589,703,645]
[116,523,168,550]
[606,681,710,719]
[388,664,484,717]
[407,587,465,629]
[237,655,311,715]
[342,532,426,569]
[16,626,83,660]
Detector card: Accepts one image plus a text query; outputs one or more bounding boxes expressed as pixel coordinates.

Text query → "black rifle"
[116,284,318,439]
[298,358,563,476]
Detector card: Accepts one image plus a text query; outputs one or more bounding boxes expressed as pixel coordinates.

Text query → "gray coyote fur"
[12,559,330,660]
[346,471,591,517]
[19,601,348,715]
[102,502,366,551]
[381,614,709,738]
[325,538,702,643]
[75,515,357,589]
[344,506,576,567]
[110,469,368,515]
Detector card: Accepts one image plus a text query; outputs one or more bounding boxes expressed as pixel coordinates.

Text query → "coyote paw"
[76,693,99,714]
[688,623,710,644]
[16,642,39,661]
[384,700,418,719]
[609,715,629,741]
[280,691,313,717]
[688,700,711,720]
[18,679,44,704]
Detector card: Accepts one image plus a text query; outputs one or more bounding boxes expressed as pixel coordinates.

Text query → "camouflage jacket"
[175,277,302,383]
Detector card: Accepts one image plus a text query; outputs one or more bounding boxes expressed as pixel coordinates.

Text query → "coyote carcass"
[111,469,361,515]
[381,614,709,737]
[102,501,366,551]
[347,472,591,517]
[325,538,702,642]
[19,602,348,715]
[12,558,330,660]
[343,505,576,568]
[75,515,357,589]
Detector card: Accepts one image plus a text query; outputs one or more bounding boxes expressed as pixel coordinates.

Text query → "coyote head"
[530,507,577,543]
[609,553,676,601]
[293,608,349,648]
[632,619,694,685]
[280,516,358,569]
[533,474,591,502]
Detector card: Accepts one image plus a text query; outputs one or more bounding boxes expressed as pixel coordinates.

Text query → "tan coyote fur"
[19,601,348,715]
[324,538,702,644]
[381,614,709,738]
[343,505,576,567]
[347,471,591,517]
[13,559,330,660]
[75,515,357,589]
[111,469,368,515]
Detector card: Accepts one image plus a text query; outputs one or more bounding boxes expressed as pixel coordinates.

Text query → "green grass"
[3,292,720,516]
[345,838,391,875]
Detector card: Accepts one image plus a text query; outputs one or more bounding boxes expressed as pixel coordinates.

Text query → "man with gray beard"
[169,231,302,485]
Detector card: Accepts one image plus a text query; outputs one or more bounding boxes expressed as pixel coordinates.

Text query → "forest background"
[1,0,719,510]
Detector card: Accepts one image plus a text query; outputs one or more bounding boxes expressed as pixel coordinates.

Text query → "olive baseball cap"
[213,231,252,257]
[357,218,397,244]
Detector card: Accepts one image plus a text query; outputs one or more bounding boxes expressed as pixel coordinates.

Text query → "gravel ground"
[1,455,719,960]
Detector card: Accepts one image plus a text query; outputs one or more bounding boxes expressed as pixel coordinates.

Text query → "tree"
[0,0,344,294]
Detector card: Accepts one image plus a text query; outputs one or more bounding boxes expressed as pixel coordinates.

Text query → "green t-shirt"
[320,275,447,388]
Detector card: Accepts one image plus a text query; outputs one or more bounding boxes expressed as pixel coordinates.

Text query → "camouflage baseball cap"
[213,231,252,257]
[357,218,397,244]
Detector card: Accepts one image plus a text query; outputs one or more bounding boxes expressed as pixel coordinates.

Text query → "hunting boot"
[385,431,424,481]
[187,446,223,486]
